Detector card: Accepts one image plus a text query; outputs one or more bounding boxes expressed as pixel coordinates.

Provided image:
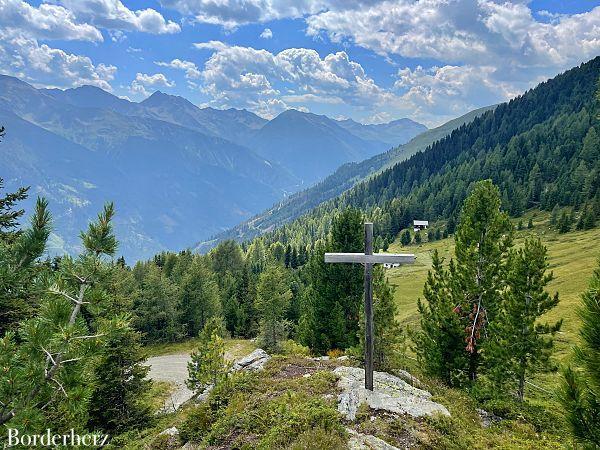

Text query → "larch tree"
[255,265,291,352]
[179,257,222,338]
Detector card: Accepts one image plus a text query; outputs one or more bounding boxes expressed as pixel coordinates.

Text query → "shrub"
[280,339,311,356]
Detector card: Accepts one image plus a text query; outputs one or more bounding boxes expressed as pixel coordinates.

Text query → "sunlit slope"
[386,211,599,356]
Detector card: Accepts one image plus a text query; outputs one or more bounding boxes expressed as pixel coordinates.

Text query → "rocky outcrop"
[334,366,450,421]
[232,348,271,371]
[347,429,401,450]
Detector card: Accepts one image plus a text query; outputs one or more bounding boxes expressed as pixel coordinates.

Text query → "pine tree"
[0,197,51,334]
[452,180,513,381]
[0,203,118,429]
[527,218,533,229]
[418,181,513,384]
[187,318,230,392]
[560,259,600,446]
[87,318,153,433]
[416,251,467,386]
[487,238,561,401]
[255,265,291,352]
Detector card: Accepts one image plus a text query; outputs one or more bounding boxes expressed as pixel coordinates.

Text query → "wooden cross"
[325,222,415,390]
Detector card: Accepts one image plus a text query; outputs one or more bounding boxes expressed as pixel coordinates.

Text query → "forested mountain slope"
[196,105,495,251]
[248,56,600,249]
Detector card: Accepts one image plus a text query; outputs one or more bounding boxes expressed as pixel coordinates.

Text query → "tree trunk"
[469,348,478,381]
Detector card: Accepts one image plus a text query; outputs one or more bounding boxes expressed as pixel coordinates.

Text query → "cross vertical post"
[364,222,374,391]
[324,223,415,391]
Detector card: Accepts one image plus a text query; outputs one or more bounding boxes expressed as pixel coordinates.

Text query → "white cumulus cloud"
[155,59,201,79]
[0,0,103,42]
[0,28,116,89]
[194,42,394,118]
[55,0,181,34]
[260,28,273,39]
[130,72,175,97]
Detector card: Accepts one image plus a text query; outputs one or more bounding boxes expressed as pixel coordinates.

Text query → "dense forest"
[1,56,599,448]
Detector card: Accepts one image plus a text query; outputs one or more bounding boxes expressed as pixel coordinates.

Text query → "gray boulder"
[334,366,450,420]
[346,429,400,450]
[232,348,271,371]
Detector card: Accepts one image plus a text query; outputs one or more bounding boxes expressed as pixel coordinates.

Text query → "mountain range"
[228,56,600,253]
[196,104,495,251]
[0,75,425,261]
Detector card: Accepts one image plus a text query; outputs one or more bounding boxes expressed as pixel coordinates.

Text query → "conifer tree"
[358,266,403,371]
[300,209,363,354]
[0,197,51,334]
[487,238,561,401]
[450,180,513,381]
[87,318,153,433]
[416,251,467,386]
[133,264,182,344]
[0,203,118,428]
[179,258,222,337]
[416,181,512,384]
[187,318,230,392]
[560,260,600,447]
[400,229,411,246]
[255,265,291,352]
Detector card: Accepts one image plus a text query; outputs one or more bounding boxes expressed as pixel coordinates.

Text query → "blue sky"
[1,1,599,126]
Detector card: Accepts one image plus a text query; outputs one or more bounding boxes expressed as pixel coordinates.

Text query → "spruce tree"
[487,238,561,401]
[301,209,363,354]
[560,260,600,447]
[87,319,153,433]
[358,266,403,371]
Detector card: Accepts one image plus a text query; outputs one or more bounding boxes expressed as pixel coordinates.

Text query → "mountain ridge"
[0,74,427,261]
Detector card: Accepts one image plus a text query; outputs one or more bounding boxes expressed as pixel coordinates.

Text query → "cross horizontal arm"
[324,253,415,264]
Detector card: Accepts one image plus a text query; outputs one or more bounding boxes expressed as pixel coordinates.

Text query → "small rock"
[194,384,213,403]
[232,348,270,371]
[337,355,350,361]
[303,373,312,378]
[156,427,180,449]
[476,408,502,428]
[396,369,423,388]
[346,428,400,450]
[334,366,450,421]
[311,356,330,361]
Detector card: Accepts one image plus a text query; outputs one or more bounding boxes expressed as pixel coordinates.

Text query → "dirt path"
[147,341,253,412]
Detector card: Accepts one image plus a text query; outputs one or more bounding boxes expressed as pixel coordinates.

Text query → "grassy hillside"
[386,211,598,356]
